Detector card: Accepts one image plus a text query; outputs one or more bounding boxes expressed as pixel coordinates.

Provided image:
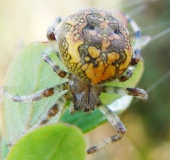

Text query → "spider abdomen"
[58,8,133,85]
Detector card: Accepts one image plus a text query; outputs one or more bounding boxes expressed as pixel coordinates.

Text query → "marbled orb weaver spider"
[3,8,148,154]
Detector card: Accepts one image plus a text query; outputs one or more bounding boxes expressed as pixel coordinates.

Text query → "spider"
[3,8,148,154]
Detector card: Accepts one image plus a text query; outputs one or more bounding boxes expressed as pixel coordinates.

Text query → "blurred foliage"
[121,0,170,160]
[125,0,170,142]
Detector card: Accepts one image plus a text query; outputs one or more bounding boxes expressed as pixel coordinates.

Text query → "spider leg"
[69,101,75,114]
[102,86,148,101]
[44,18,69,78]
[42,54,68,78]
[30,96,66,130]
[3,85,64,102]
[87,104,126,154]
[46,16,66,59]
[46,17,62,53]
[118,13,141,82]
[10,96,66,146]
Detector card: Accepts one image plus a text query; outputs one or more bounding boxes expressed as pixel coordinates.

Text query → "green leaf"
[1,138,9,160]
[6,123,86,160]
[1,41,145,158]
[2,42,67,144]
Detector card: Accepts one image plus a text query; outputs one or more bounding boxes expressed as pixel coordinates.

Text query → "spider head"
[58,8,133,85]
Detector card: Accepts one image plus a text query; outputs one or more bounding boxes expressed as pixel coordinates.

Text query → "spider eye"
[58,8,132,85]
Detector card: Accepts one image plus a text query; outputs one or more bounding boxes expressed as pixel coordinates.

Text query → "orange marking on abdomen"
[85,61,117,85]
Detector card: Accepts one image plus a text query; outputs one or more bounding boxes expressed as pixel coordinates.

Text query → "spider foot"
[87,105,126,154]
[126,88,148,101]
[42,54,67,78]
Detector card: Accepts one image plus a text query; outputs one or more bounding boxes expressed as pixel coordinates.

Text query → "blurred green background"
[0,0,170,160]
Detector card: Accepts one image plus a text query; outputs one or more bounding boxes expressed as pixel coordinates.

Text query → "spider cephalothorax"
[3,8,148,154]
[68,74,103,112]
